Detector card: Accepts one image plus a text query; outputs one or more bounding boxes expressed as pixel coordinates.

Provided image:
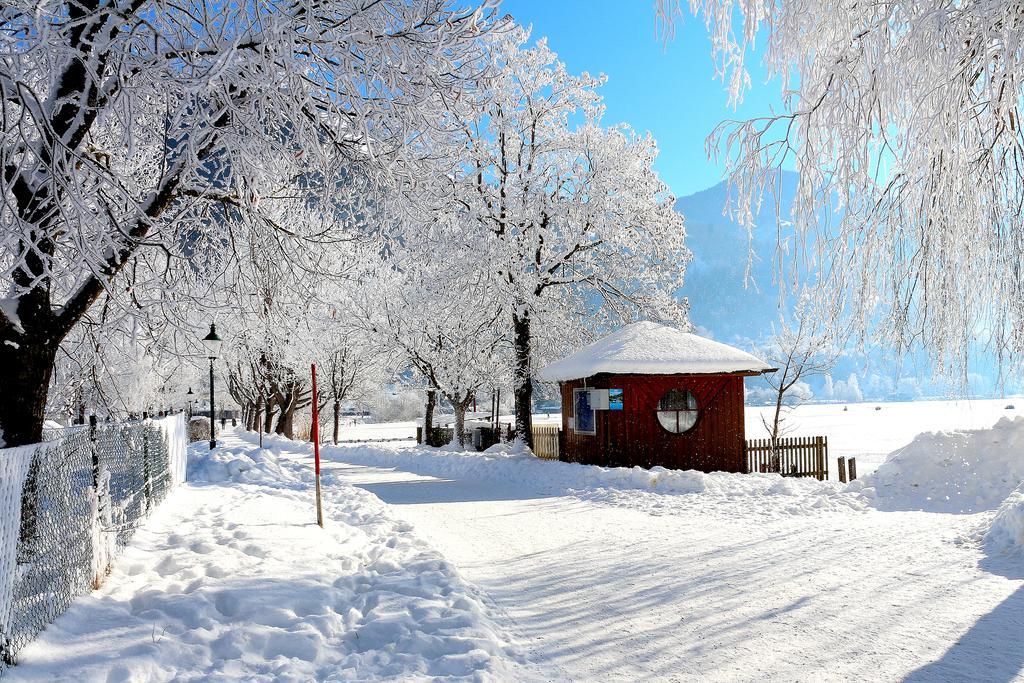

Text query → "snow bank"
[11,435,536,681]
[482,439,533,457]
[154,414,187,485]
[851,416,1024,513]
[985,482,1024,555]
[244,432,864,516]
[187,444,297,485]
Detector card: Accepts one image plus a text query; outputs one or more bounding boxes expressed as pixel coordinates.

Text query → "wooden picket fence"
[532,425,561,460]
[745,436,829,481]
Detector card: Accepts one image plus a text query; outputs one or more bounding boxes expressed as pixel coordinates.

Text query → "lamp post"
[202,324,223,449]
[186,387,195,419]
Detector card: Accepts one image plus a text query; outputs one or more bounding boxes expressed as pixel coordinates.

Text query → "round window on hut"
[656,389,699,434]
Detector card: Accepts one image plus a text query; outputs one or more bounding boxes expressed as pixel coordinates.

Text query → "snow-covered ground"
[9,399,1024,681]
[248,428,1022,682]
[746,397,1023,476]
[8,435,536,681]
[341,398,1021,479]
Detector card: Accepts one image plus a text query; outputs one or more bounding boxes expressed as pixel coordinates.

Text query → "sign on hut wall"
[609,388,624,410]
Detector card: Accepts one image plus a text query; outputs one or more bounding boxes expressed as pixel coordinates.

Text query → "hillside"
[676,173,1009,401]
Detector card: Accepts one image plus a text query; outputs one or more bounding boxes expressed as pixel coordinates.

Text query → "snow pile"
[11,434,535,681]
[187,445,296,485]
[244,432,864,516]
[851,416,1024,513]
[537,320,773,381]
[483,439,541,457]
[154,414,188,485]
[984,482,1024,555]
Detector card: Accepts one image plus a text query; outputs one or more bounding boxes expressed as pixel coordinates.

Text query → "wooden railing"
[531,425,561,460]
[745,436,829,481]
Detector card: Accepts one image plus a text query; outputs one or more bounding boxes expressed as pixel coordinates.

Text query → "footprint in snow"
[239,543,270,558]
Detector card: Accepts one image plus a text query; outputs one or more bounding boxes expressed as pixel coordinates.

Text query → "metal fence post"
[89,415,99,488]
[142,419,153,513]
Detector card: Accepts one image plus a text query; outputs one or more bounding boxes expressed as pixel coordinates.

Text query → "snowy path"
[9,433,534,681]
[10,431,1024,681]
[304,448,1024,682]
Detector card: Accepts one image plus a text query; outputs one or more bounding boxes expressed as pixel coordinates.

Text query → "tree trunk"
[771,387,784,442]
[275,408,291,437]
[0,335,58,447]
[452,395,467,448]
[512,309,533,448]
[75,388,86,425]
[333,400,340,444]
[424,390,436,446]
[448,391,476,448]
[252,395,263,431]
[263,395,276,433]
[275,391,297,439]
[453,407,465,447]
[770,384,786,471]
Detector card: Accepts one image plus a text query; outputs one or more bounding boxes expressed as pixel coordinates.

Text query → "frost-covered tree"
[320,336,381,444]
[50,321,198,422]
[454,30,689,446]
[355,214,509,448]
[755,298,836,443]
[44,275,207,423]
[219,168,392,441]
[660,1,1024,380]
[0,0,504,446]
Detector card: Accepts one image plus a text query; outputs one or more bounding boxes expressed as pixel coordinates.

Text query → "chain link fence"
[0,414,186,673]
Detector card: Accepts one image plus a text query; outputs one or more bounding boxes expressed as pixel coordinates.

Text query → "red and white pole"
[311,363,324,528]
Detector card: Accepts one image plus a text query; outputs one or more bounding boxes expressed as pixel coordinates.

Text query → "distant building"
[538,322,775,473]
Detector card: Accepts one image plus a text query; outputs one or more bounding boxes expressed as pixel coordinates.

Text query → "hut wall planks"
[559,373,747,473]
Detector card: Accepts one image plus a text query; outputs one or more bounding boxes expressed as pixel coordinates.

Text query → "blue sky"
[500,0,784,199]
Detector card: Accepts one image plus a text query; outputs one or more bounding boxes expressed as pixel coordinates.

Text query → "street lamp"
[202,323,223,449]
[186,387,195,419]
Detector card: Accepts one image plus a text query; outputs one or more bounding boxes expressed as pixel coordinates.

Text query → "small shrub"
[188,416,217,443]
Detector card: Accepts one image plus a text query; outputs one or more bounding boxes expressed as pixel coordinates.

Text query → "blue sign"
[609,388,624,410]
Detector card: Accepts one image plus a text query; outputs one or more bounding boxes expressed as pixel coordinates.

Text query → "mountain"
[675,172,1010,402]
[676,172,800,345]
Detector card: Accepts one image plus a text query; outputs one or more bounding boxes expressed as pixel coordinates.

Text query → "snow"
[335,420,419,442]
[0,297,24,333]
[745,397,1023,477]
[274,433,1023,681]
[8,433,535,681]
[850,416,1024,513]
[0,443,36,641]
[257,435,865,518]
[10,402,1024,680]
[154,414,188,486]
[537,321,775,381]
[187,445,296,485]
[344,398,1023,480]
[987,482,1024,557]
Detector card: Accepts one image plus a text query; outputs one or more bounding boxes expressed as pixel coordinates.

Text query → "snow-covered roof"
[537,322,775,382]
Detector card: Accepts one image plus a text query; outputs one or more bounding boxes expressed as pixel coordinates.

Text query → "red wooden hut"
[537,322,776,473]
